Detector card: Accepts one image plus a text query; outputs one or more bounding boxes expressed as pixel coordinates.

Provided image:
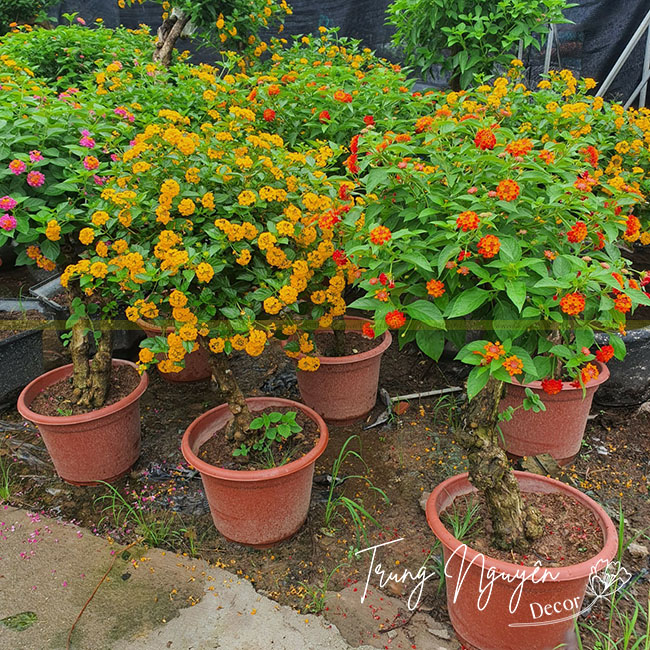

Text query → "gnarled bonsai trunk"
[205,350,253,443]
[70,320,113,409]
[154,11,191,67]
[67,283,113,409]
[332,317,346,357]
[458,377,543,551]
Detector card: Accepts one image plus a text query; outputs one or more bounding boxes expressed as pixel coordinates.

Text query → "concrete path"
[0,506,376,650]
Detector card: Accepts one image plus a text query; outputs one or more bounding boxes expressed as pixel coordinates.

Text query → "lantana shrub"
[386,0,571,89]
[0,54,136,271]
[347,65,649,549]
[0,19,156,91]
[66,107,362,440]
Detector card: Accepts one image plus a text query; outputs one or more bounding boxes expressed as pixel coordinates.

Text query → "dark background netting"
[50,0,649,106]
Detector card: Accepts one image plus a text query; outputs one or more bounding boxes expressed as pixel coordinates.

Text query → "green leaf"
[574,328,594,350]
[466,366,490,400]
[553,255,574,278]
[40,239,60,262]
[405,300,445,329]
[416,330,445,361]
[499,237,522,263]
[446,288,490,318]
[506,281,527,312]
[347,295,381,311]
[0,612,37,631]
[534,355,552,378]
[401,252,433,272]
[249,417,264,430]
[364,168,390,194]
[220,306,240,320]
[437,244,460,275]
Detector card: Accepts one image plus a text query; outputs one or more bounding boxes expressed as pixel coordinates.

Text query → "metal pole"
[640,20,650,107]
[597,8,650,97]
[518,38,524,62]
[543,24,554,75]
[625,67,650,108]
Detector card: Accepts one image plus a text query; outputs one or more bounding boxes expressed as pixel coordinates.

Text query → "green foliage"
[323,435,390,550]
[0,449,14,501]
[233,410,303,467]
[0,20,156,91]
[441,496,481,542]
[348,69,650,395]
[386,0,572,88]
[0,0,57,35]
[0,611,37,631]
[300,562,346,613]
[0,58,134,272]
[95,481,174,547]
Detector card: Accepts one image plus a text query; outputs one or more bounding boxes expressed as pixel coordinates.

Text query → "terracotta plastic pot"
[292,316,392,424]
[136,318,211,382]
[17,360,148,486]
[498,361,609,465]
[426,472,618,650]
[182,396,328,547]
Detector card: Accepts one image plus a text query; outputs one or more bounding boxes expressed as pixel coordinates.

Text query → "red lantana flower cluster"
[477,234,501,259]
[474,128,496,150]
[385,310,406,329]
[456,210,480,231]
[370,225,392,245]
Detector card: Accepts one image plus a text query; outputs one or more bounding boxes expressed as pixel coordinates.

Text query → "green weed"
[95,481,174,548]
[323,435,389,550]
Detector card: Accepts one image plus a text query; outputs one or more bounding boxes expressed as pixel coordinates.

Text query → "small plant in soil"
[0,448,14,501]
[572,511,650,649]
[300,562,347,614]
[232,411,303,468]
[323,435,390,550]
[55,406,74,417]
[95,482,175,548]
[441,496,481,543]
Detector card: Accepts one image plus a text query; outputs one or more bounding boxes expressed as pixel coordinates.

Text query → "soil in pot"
[444,491,602,566]
[28,364,140,416]
[198,406,320,471]
[0,309,47,341]
[313,331,378,357]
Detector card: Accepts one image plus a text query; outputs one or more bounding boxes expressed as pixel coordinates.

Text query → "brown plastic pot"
[426,471,618,650]
[136,318,211,382]
[182,397,328,547]
[17,360,148,486]
[290,316,392,424]
[498,361,609,465]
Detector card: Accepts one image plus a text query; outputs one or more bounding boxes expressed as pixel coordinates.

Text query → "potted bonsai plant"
[79,106,365,546]
[1,55,149,485]
[347,68,646,648]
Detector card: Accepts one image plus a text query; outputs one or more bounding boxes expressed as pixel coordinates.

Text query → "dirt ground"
[1,279,649,645]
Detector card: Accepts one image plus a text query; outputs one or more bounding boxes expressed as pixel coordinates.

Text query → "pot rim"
[509,360,610,392]
[426,471,618,580]
[181,396,328,482]
[136,317,175,336]
[283,315,392,365]
[17,359,148,426]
